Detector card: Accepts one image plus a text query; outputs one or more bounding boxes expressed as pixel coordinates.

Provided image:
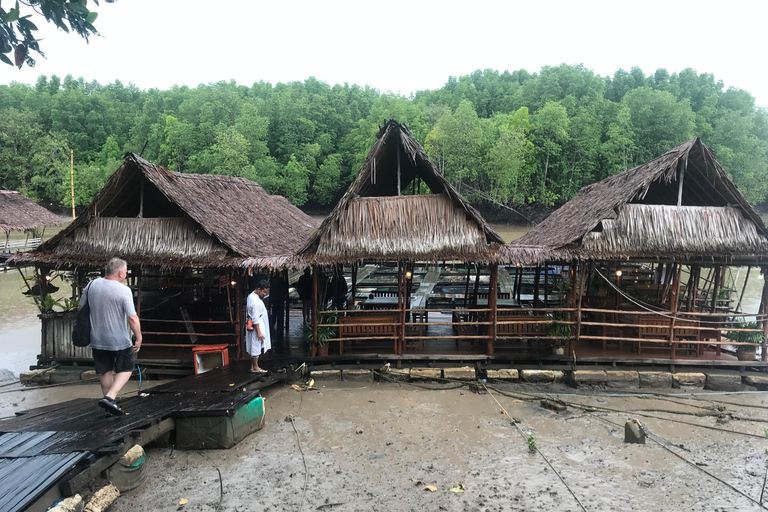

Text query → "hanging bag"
[72,282,93,347]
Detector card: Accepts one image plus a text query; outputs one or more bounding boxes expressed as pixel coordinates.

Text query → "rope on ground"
[215,467,224,512]
[589,413,768,510]
[287,389,310,512]
[485,384,768,439]
[479,381,589,512]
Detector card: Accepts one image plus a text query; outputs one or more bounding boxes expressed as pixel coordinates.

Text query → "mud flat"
[68,380,765,512]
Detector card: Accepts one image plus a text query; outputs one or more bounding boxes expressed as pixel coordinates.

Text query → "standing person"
[269,273,286,341]
[79,257,142,416]
[246,280,271,373]
[297,268,312,325]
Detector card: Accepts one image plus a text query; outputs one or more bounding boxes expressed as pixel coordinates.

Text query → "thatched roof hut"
[504,138,768,264]
[299,120,503,263]
[11,154,318,269]
[0,190,62,233]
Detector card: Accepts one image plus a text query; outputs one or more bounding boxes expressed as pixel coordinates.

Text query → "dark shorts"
[92,347,135,375]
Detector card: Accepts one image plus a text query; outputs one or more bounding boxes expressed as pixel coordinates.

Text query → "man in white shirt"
[246,280,271,373]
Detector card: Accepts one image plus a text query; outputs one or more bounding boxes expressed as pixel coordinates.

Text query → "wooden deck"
[0,361,281,512]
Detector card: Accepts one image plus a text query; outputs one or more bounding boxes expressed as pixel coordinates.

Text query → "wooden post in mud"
[312,264,319,357]
[669,264,682,359]
[488,264,498,356]
[761,267,768,362]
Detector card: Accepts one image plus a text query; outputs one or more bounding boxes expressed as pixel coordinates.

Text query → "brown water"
[0,219,765,377]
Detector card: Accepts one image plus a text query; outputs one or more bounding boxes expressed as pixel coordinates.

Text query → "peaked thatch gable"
[0,190,62,233]
[12,154,318,268]
[300,120,503,263]
[509,138,768,262]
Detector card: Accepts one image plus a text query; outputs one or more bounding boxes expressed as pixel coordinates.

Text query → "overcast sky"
[2,0,767,108]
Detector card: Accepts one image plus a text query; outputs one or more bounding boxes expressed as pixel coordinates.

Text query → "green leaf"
[86,11,98,24]
[3,8,19,23]
[0,52,12,66]
[18,18,38,31]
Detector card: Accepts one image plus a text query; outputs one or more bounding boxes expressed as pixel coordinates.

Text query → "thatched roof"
[11,154,318,269]
[0,190,62,233]
[509,138,768,263]
[300,120,503,263]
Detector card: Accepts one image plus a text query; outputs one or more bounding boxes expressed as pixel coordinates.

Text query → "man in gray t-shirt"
[79,257,142,416]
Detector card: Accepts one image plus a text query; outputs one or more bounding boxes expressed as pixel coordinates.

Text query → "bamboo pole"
[70,149,75,220]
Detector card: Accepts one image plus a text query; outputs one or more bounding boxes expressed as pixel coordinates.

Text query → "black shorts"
[92,347,135,375]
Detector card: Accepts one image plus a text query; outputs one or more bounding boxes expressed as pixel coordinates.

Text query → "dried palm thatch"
[583,204,768,258]
[0,190,62,232]
[301,120,502,263]
[510,138,768,263]
[11,154,319,269]
[315,194,490,261]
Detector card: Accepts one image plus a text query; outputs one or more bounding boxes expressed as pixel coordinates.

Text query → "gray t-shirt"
[79,277,136,351]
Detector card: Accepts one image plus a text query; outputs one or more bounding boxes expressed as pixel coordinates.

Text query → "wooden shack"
[502,137,768,365]
[10,153,318,368]
[0,190,62,255]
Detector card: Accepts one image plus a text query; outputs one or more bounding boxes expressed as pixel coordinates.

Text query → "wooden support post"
[543,262,549,307]
[312,264,319,357]
[573,265,585,357]
[669,264,682,359]
[225,271,233,323]
[472,264,481,320]
[398,261,405,355]
[736,266,751,313]
[710,266,722,314]
[463,263,471,309]
[761,268,768,362]
[136,267,142,317]
[235,272,242,360]
[284,269,290,335]
[351,263,357,311]
[488,264,498,356]
[515,265,522,301]
[533,265,541,307]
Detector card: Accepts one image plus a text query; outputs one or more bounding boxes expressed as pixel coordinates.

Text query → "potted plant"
[727,321,764,361]
[303,313,338,357]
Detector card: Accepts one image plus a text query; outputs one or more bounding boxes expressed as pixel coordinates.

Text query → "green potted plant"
[727,321,764,361]
[303,313,338,357]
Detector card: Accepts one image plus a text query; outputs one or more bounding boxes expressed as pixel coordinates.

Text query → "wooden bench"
[496,314,547,338]
[638,315,671,354]
[339,315,398,354]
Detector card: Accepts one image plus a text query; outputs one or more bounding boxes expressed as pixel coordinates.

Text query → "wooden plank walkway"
[0,361,279,512]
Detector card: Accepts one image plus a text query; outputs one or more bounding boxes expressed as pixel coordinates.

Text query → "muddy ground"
[5,378,768,512]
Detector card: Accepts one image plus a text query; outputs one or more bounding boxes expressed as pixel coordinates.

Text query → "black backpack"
[72,282,93,347]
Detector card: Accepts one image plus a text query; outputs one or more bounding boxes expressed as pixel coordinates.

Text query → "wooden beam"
[573,265,586,357]
[669,264,682,359]
[710,266,722,313]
